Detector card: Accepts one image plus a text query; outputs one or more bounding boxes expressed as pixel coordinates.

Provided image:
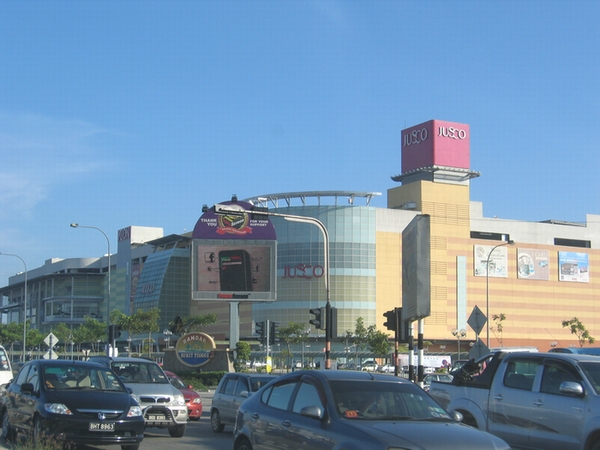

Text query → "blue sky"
[1,0,599,285]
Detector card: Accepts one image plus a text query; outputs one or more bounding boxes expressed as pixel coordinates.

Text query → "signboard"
[474,245,509,278]
[517,248,549,280]
[175,332,216,367]
[401,119,470,173]
[558,251,589,283]
[402,214,431,322]
[191,201,277,301]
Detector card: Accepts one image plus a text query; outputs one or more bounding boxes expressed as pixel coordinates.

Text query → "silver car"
[90,356,188,437]
[210,372,276,433]
[233,370,510,450]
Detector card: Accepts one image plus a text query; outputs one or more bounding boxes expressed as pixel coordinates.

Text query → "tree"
[562,317,595,347]
[491,313,507,347]
[366,325,392,358]
[234,341,252,372]
[279,322,311,371]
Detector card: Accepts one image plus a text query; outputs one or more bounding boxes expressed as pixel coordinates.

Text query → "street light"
[452,328,467,360]
[163,329,173,349]
[0,252,27,362]
[486,240,514,347]
[213,204,334,368]
[70,224,111,347]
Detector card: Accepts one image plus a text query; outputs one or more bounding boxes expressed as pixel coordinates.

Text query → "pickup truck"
[429,351,600,450]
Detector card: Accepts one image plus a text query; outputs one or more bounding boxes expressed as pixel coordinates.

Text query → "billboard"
[402,214,431,322]
[401,119,470,173]
[474,244,509,278]
[191,201,277,301]
[558,251,589,283]
[517,248,549,280]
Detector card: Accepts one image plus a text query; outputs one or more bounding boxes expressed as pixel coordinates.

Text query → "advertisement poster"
[517,248,549,280]
[474,245,509,278]
[558,252,589,283]
[175,332,216,367]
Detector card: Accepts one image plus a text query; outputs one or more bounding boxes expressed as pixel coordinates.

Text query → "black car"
[0,359,144,450]
[233,370,510,450]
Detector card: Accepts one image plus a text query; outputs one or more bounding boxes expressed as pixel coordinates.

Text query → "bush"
[180,371,227,389]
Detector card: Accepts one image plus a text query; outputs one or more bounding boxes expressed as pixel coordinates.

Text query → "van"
[0,345,13,386]
[549,347,600,355]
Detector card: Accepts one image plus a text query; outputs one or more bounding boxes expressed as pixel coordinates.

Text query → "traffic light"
[256,321,266,343]
[108,325,122,343]
[309,307,325,329]
[383,310,397,331]
[269,321,278,345]
[328,307,338,339]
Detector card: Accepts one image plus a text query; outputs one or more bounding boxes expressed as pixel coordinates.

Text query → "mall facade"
[2,119,599,356]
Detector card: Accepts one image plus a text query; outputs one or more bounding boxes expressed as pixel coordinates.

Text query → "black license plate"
[148,414,166,421]
[89,422,115,431]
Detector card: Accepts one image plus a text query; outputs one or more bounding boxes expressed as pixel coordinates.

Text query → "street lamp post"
[485,240,514,347]
[70,224,111,352]
[213,204,334,369]
[0,252,28,362]
[452,328,467,360]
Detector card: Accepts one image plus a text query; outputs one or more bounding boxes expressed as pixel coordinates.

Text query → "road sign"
[44,332,59,347]
[467,305,487,336]
[469,338,490,360]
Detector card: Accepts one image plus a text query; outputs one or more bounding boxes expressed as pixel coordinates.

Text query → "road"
[1,391,235,450]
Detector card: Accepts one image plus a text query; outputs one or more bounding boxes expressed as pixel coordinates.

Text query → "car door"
[528,359,586,450]
[488,357,540,449]
[6,363,31,431]
[14,363,40,433]
[213,374,241,425]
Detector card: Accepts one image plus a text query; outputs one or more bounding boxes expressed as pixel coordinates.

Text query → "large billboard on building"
[191,201,277,301]
[558,251,589,283]
[474,244,510,278]
[401,119,470,173]
[517,248,549,280]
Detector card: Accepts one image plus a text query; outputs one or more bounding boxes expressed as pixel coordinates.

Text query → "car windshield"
[330,380,452,421]
[169,375,186,389]
[578,362,600,394]
[43,365,125,391]
[112,361,169,384]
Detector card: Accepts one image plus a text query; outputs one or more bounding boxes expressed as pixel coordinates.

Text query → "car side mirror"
[21,383,35,394]
[187,384,194,389]
[560,381,584,397]
[451,410,464,422]
[240,390,249,398]
[299,405,324,420]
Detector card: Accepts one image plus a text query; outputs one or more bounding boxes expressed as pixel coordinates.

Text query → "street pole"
[70,224,111,353]
[485,240,514,347]
[213,204,333,369]
[0,252,27,362]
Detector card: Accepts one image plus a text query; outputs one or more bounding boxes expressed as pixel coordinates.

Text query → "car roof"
[503,351,600,363]
[280,370,413,383]
[90,356,160,364]
[24,359,108,369]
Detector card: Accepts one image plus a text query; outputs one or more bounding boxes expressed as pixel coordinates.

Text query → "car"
[377,363,394,373]
[164,370,202,421]
[422,373,453,391]
[233,370,511,450]
[210,372,276,433]
[0,359,144,450]
[89,356,188,437]
[359,360,379,372]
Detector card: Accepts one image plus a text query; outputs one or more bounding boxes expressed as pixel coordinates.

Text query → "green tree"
[168,314,218,334]
[279,322,311,371]
[491,313,507,347]
[366,325,392,358]
[0,322,25,359]
[562,317,595,347]
[351,318,370,366]
[234,341,252,372]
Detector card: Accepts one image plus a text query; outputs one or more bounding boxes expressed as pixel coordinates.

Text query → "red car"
[164,371,202,421]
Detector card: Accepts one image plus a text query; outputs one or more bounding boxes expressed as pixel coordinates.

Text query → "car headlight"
[45,403,72,415]
[191,397,202,404]
[174,394,186,406]
[130,393,140,405]
[127,406,143,417]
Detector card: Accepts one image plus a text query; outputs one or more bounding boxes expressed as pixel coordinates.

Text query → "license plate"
[148,414,166,421]
[89,422,115,431]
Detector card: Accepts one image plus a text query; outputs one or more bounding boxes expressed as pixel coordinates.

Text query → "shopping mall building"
[2,119,599,356]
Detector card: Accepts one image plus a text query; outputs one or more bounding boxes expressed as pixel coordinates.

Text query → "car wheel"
[168,424,186,437]
[234,437,253,450]
[210,409,224,433]
[1,409,15,442]
[121,445,140,450]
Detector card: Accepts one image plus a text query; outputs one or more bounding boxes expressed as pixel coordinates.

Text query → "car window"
[291,382,322,414]
[223,376,238,395]
[540,363,580,395]
[25,365,39,391]
[503,360,538,391]
[235,377,249,396]
[14,364,31,386]
[579,362,600,394]
[263,381,297,410]
[249,376,275,392]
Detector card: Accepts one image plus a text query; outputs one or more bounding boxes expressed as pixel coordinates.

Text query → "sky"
[1,0,599,286]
